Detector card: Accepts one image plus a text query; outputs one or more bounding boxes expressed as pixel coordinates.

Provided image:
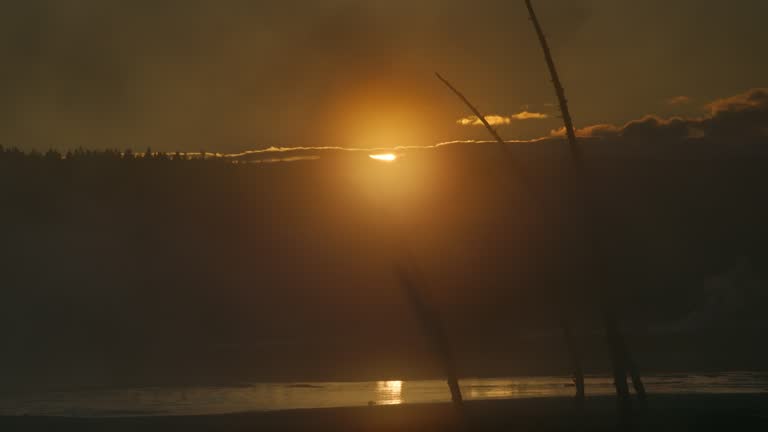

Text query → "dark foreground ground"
[2,394,767,431]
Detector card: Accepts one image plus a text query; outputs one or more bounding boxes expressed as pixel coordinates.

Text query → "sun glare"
[369,153,397,162]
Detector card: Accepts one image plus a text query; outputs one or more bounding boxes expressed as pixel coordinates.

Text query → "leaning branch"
[435,72,510,155]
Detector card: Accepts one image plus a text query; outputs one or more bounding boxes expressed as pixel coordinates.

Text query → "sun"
[369,153,397,162]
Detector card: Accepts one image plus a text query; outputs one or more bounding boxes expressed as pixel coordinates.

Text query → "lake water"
[2,372,767,417]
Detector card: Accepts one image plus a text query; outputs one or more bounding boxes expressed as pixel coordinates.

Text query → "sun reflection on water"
[375,380,403,405]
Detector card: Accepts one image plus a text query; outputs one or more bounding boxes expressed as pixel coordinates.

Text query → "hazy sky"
[1,0,766,152]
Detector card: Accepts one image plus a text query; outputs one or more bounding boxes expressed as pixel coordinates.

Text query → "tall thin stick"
[435,72,586,405]
[523,0,582,167]
[524,0,646,410]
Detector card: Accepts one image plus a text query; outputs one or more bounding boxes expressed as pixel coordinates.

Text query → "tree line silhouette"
[0,145,224,162]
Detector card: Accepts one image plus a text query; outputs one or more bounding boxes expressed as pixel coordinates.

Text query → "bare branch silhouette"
[524,0,646,412]
[435,71,586,405]
[435,72,509,155]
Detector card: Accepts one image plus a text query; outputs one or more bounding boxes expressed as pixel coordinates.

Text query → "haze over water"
[3,372,766,418]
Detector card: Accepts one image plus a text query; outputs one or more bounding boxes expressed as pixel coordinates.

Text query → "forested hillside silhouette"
[2,141,767,392]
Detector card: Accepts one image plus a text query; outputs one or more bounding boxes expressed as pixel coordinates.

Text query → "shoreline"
[2,393,767,431]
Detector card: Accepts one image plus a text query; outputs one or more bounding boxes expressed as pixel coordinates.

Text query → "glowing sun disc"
[369,153,397,162]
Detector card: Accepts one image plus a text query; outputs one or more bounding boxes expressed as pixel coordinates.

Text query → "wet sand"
[2,394,766,431]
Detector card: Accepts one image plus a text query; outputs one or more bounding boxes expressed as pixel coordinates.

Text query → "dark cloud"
[551,88,768,142]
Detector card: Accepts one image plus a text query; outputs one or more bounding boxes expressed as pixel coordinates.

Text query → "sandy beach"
[2,394,766,431]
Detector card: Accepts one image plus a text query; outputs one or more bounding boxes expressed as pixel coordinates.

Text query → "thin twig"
[435,72,510,155]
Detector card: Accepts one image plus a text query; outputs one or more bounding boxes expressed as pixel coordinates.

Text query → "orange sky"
[0,0,766,152]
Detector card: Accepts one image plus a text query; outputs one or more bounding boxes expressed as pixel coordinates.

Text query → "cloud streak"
[457,115,512,126]
[457,111,549,126]
[667,95,692,105]
[185,88,766,165]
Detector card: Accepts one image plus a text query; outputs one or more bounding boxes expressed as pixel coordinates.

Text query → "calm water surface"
[2,372,767,417]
